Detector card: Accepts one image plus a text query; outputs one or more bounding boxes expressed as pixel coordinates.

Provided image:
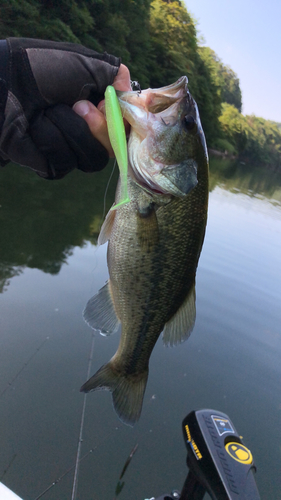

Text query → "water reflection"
[209,155,281,204]
[1,157,281,295]
[1,158,281,499]
[0,161,118,292]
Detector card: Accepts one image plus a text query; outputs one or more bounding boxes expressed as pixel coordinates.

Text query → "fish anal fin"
[83,281,120,335]
[162,283,196,347]
[80,361,148,427]
[98,208,116,245]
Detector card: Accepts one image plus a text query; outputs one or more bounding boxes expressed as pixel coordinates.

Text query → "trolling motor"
[152,409,261,500]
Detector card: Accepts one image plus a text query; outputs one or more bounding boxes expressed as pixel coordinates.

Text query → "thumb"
[73,100,114,157]
[113,64,132,92]
[97,64,131,113]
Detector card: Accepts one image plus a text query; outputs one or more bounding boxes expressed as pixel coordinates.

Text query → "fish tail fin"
[80,362,148,427]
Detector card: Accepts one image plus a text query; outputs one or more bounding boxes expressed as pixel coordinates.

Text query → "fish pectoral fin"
[98,208,116,245]
[80,361,148,427]
[162,283,196,347]
[83,281,120,335]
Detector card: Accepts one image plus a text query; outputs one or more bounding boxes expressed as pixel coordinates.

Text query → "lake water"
[0,157,281,500]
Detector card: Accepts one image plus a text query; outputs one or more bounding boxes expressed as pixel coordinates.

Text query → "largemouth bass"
[81,77,209,426]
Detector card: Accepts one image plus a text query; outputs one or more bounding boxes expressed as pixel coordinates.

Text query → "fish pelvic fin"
[83,281,120,336]
[80,361,148,427]
[162,283,196,347]
[98,208,116,245]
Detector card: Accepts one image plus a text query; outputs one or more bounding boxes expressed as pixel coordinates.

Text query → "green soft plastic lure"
[105,85,130,210]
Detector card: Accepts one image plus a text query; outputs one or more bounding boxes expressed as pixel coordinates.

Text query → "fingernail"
[73,100,90,117]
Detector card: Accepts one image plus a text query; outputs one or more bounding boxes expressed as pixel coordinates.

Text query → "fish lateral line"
[104,85,131,211]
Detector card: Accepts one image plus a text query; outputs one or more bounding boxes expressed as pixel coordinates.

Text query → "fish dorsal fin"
[162,283,196,347]
[98,209,116,245]
[83,281,120,336]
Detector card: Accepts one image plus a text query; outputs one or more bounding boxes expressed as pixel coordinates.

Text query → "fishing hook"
[130,80,142,94]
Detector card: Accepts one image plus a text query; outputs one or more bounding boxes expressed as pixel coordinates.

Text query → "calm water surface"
[0,158,281,499]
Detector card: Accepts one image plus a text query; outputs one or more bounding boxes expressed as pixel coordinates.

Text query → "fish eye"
[184,115,196,130]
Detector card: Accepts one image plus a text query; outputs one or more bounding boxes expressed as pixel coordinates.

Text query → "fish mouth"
[117,76,189,122]
[118,76,200,198]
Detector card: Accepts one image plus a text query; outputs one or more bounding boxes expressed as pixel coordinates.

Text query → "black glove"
[0,38,121,179]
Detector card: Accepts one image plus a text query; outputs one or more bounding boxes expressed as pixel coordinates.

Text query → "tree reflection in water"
[1,157,281,293]
[0,161,118,292]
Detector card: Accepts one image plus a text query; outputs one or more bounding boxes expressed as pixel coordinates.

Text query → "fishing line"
[0,453,17,481]
[101,159,116,224]
[88,158,116,279]
[101,86,127,223]
[33,333,96,500]
[33,449,95,500]
[101,88,129,225]
[33,415,125,500]
[36,87,136,499]
[0,337,49,398]
[91,93,126,272]
[70,332,95,500]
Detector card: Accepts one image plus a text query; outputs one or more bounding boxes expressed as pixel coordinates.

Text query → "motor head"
[153,409,260,500]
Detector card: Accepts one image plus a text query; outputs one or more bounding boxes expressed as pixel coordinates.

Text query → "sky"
[183,0,281,122]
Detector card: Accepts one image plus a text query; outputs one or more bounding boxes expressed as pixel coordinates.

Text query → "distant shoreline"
[208,148,281,172]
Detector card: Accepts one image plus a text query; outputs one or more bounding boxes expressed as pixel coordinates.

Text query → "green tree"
[243,115,281,168]
[221,66,242,112]
[147,0,222,144]
[219,103,247,154]
[218,103,281,169]
[1,0,279,169]
[199,46,242,112]
[148,0,198,86]
[86,0,152,87]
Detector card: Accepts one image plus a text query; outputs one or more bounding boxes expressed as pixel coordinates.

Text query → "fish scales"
[110,180,207,370]
[81,76,209,426]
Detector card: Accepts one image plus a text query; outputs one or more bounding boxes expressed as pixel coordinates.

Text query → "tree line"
[1,0,280,169]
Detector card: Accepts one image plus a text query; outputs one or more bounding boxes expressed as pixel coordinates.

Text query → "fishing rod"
[33,449,94,500]
[0,454,17,482]
[71,332,95,500]
[150,409,261,500]
[1,408,261,500]
[0,337,49,398]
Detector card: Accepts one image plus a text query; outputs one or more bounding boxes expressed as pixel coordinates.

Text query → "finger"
[113,65,131,135]
[31,104,109,177]
[73,100,114,157]
[97,64,131,114]
[113,64,131,91]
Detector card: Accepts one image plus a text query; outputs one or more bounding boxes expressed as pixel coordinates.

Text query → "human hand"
[0,38,122,179]
[73,64,131,158]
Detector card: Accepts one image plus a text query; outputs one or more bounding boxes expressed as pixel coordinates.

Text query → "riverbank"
[208,147,281,172]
